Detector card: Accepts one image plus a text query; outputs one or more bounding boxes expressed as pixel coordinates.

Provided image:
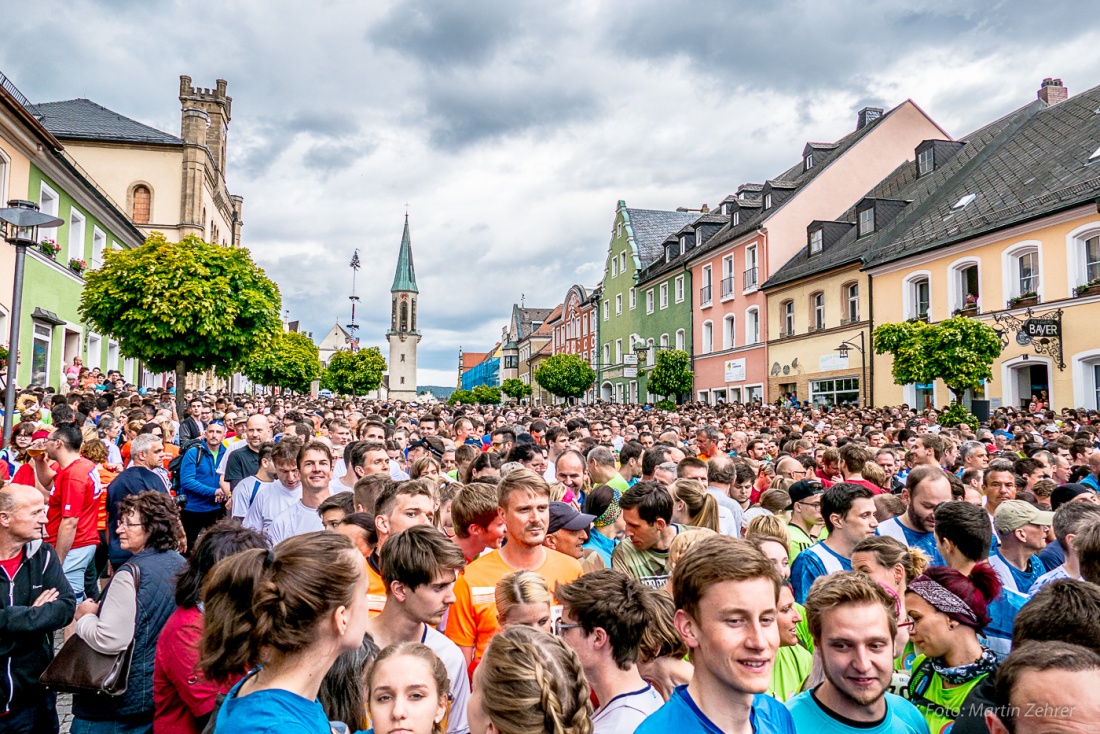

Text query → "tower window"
[401,377,405,384]
[400,354,405,362]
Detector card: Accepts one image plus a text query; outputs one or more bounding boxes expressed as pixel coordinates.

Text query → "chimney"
[1038,78,1068,106]
[856,107,884,130]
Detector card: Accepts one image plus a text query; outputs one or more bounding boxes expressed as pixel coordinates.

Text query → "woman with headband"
[905,564,1001,733]
[581,484,624,566]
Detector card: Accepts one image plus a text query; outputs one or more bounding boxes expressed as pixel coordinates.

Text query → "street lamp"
[834,330,867,407]
[0,200,64,442]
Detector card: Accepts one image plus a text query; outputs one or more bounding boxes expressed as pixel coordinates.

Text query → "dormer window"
[680,235,688,252]
[917,147,934,176]
[951,194,976,212]
[805,153,814,170]
[809,228,823,254]
[722,203,731,215]
[858,207,875,237]
[764,194,773,210]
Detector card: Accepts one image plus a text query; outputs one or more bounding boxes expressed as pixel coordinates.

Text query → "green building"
[597,201,697,402]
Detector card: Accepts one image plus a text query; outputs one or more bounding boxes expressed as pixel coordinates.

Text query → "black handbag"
[39,564,141,696]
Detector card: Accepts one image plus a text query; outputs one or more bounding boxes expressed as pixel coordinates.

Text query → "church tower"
[387,214,420,401]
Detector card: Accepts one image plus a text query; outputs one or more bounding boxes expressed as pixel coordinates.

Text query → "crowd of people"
[2,376,1100,733]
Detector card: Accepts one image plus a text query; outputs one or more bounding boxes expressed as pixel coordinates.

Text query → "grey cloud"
[368,0,525,69]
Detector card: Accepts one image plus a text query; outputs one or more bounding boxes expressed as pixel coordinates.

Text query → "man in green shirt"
[588,446,630,493]
[787,479,824,560]
[612,481,683,588]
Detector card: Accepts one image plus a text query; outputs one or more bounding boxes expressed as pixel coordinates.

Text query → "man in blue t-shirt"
[786,572,928,734]
[637,535,795,734]
[790,484,879,603]
[876,465,952,567]
[988,500,1052,595]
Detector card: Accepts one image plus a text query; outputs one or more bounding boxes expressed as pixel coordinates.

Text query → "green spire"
[390,213,418,293]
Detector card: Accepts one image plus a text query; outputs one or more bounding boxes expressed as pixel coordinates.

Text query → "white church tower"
[387,214,420,401]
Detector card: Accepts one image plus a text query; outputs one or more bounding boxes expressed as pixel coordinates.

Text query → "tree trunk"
[175,359,187,420]
[949,386,965,405]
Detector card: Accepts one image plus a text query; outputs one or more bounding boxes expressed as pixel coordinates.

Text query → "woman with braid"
[468,626,593,734]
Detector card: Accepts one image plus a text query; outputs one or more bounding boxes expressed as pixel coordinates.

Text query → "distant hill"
[418,385,456,399]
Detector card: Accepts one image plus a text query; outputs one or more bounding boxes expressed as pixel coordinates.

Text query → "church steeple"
[390,213,418,294]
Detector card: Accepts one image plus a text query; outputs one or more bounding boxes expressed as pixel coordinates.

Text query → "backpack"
[169,440,206,494]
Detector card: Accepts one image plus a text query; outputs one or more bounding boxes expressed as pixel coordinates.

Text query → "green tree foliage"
[241,331,321,394]
[647,349,694,403]
[939,402,979,431]
[534,354,596,401]
[448,389,477,406]
[320,347,387,396]
[79,233,281,416]
[472,384,502,404]
[873,315,1002,405]
[501,377,532,400]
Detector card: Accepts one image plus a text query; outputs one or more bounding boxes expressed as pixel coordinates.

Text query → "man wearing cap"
[786,479,823,560]
[876,465,951,566]
[544,501,597,570]
[988,500,1052,595]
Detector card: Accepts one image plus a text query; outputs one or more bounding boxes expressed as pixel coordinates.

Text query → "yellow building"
[864,80,1100,411]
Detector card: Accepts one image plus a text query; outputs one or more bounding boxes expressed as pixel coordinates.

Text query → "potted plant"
[955,293,979,316]
[1075,278,1100,297]
[69,258,87,275]
[38,238,60,259]
[1009,291,1039,308]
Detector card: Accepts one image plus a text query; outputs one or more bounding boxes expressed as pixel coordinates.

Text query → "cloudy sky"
[4,1,1100,387]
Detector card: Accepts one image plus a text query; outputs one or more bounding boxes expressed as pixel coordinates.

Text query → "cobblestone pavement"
[53,632,72,732]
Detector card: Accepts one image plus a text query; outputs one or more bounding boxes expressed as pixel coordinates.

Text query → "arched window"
[843,282,860,323]
[723,314,736,350]
[810,292,825,330]
[702,321,714,353]
[675,329,686,351]
[131,185,151,224]
[781,300,795,336]
[400,302,408,331]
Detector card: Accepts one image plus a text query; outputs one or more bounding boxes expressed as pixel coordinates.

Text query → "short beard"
[822,660,887,708]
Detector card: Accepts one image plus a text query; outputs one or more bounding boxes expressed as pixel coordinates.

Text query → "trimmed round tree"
[501,377,532,401]
[534,353,595,403]
[320,347,387,396]
[242,330,322,394]
[472,384,502,405]
[79,233,282,416]
[646,349,694,404]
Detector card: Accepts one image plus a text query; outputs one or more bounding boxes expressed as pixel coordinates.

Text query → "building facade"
[387,215,420,401]
[549,284,597,401]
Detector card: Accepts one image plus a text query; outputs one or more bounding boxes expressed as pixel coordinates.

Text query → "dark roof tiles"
[34,99,183,145]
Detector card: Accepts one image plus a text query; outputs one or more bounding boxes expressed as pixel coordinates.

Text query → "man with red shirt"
[33,424,100,602]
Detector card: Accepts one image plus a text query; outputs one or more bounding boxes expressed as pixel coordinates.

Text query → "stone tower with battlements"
[178,76,242,245]
[387,215,420,401]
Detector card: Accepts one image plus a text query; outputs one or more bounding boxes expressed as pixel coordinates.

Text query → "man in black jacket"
[0,483,76,733]
[177,397,205,447]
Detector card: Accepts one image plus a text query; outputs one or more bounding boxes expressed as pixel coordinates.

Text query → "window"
[1088,235,1100,284]
[68,208,86,263]
[87,333,102,369]
[918,147,934,176]
[700,265,713,305]
[675,329,686,351]
[504,355,518,369]
[107,341,120,371]
[858,207,875,236]
[743,245,758,291]
[615,339,623,363]
[91,227,106,269]
[660,333,669,349]
[629,288,636,310]
[809,228,823,254]
[732,211,740,226]
[951,194,976,212]
[846,282,859,323]
[812,292,825,330]
[746,307,760,344]
[617,222,623,238]
[805,153,814,170]
[659,282,668,309]
[646,289,654,314]
[675,275,685,303]
[951,261,979,313]
[611,258,618,277]
[131,185,151,224]
[783,300,794,335]
[0,149,8,210]
[38,181,59,244]
[603,301,609,321]
[702,321,713,353]
[910,277,931,319]
[764,194,772,210]
[620,252,627,273]
[602,344,610,366]
[1090,145,1100,164]
[721,255,735,299]
[810,377,861,407]
[1018,251,1039,295]
[723,315,736,349]
[615,294,623,315]
[31,322,51,386]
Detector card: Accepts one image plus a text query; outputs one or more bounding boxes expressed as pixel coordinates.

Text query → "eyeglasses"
[899,617,916,632]
[552,618,583,636]
[117,521,143,529]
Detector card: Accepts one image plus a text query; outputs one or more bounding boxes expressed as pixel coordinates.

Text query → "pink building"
[549,284,599,401]
[687,102,948,403]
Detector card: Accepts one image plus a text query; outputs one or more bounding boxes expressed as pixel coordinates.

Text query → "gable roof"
[34,98,183,146]
[623,207,700,266]
[765,99,1039,288]
[511,305,555,340]
[863,85,1100,268]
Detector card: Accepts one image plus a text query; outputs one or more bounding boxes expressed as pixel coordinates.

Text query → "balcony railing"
[743,267,758,290]
[700,285,712,305]
[721,276,735,298]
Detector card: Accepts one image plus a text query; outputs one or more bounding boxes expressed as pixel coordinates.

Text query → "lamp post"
[835,330,867,407]
[0,200,64,443]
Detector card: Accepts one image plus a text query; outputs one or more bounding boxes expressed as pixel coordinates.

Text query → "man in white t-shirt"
[364,525,471,734]
[231,442,275,521]
[268,441,334,545]
[243,439,303,535]
[555,569,662,734]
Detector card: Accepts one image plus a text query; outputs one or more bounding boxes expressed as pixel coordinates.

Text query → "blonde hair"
[477,626,593,734]
[860,461,888,489]
[410,456,442,480]
[637,588,688,662]
[547,482,569,503]
[495,570,551,625]
[758,488,791,515]
[667,527,717,577]
[671,479,720,532]
[744,515,790,552]
[367,642,450,734]
[498,468,551,509]
[852,536,929,583]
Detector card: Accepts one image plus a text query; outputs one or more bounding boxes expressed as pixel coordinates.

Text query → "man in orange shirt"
[446,468,583,664]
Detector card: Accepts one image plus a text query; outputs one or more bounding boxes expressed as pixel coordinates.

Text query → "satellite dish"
[791,357,800,369]
[770,362,781,376]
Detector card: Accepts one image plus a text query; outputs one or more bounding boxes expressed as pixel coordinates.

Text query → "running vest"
[804,543,846,574]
